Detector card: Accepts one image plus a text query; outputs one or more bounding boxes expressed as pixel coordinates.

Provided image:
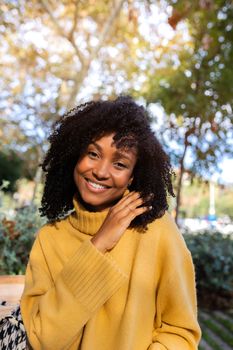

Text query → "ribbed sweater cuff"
[61,240,128,312]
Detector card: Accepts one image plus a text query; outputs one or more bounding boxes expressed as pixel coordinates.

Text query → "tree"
[142,0,233,222]
[0,0,147,195]
[0,1,161,188]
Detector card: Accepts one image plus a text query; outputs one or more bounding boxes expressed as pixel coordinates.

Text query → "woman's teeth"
[87,179,108,189]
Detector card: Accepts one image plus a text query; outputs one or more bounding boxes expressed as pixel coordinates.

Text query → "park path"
[198,310,233,350]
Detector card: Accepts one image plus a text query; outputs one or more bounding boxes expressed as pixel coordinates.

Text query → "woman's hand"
[91,192,150,253]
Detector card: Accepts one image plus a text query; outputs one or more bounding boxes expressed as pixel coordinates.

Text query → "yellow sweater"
[21,197,201,350]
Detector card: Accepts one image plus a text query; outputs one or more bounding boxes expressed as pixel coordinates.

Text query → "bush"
[184,231,233,309]
[0,150,24,192]
[0,205,45,274]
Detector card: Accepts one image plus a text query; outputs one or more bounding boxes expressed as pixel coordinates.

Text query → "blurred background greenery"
[0,0,233,315]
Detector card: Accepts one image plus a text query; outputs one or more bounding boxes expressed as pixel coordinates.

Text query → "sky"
[219,158,233,184]
[149,103,233,185]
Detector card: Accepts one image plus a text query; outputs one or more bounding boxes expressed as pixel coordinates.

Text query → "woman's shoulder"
[30,217,78,260]
[148,211,178,232]
[35,216,71,242]
[147,211,186,246]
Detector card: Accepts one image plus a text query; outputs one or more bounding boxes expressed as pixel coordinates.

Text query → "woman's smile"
[73,133,137,211]
[84,177,111,192]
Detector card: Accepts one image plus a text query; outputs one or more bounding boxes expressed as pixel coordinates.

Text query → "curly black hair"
[40,96,175,229]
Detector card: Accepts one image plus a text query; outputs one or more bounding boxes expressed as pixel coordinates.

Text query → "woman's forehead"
[93,131,138,146]
[90,133,138,156]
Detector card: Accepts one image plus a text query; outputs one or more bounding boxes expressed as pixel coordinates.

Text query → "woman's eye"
[115,162,127,169]
[88,151,98,158]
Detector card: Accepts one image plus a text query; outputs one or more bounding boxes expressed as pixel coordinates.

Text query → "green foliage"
[184,231,233,309]
[142,0,233,220]
[0,205,46,274]
[144,0,233,175]
[0,150,23,192]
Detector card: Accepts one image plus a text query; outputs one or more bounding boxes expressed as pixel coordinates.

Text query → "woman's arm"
[148,214,201,350]
[21,234,127,350]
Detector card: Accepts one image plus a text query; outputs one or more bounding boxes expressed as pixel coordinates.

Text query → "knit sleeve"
[20,233,128,350]
[148,214,201,350]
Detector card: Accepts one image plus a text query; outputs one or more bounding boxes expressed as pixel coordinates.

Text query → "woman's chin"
[76,190,125,212]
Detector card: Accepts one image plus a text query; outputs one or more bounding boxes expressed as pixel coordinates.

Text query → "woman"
[20,96,201,349]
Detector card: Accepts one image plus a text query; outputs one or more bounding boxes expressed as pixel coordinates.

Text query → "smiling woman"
[74,134,137,212]
[18,96,201,350]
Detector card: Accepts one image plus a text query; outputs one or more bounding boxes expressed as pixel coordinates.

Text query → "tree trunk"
[31,148,44,204]
[31,165,43,204]
[175,142,188,225]
[66,0,125,109]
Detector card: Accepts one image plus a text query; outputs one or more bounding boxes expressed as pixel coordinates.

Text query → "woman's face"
[74,133,137,211]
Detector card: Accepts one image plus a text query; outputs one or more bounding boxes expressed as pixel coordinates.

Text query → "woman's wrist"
[91,235,108,254]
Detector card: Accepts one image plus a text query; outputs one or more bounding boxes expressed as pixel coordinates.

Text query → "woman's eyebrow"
[113,150,133,161]
[90,142,102,151]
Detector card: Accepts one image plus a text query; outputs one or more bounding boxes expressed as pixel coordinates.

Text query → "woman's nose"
[92,160,110,180]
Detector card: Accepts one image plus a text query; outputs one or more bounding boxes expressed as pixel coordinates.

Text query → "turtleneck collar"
[68,194,109,235]
[68,190,130,236]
